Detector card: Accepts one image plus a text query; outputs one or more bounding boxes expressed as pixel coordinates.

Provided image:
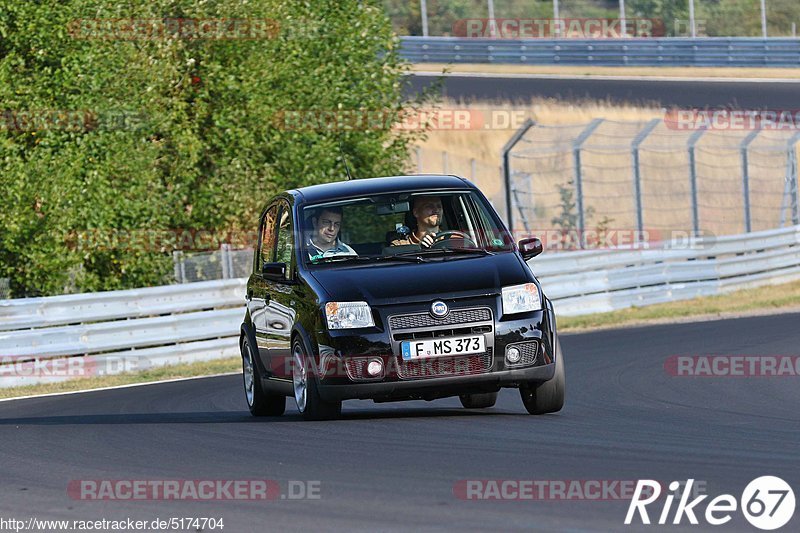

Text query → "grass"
[0,356,241,400]
[558,279,800,332]
[412,63,800,79]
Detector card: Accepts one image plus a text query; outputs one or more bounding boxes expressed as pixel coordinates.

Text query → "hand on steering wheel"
[428,230,478,249]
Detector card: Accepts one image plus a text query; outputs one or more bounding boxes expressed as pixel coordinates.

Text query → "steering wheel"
[430,230,478,249]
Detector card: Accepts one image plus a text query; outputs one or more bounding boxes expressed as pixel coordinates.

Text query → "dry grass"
[0,357,241,400]
[412,63,800,79]
[559,279,800,332]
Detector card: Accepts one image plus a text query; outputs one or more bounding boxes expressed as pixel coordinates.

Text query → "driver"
[390,196,442,248]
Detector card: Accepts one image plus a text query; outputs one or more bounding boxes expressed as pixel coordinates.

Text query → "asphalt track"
[407,73,800,108]
[1,312,798,531]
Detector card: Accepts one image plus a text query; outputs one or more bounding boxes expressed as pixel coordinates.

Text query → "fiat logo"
[430,300,449,318]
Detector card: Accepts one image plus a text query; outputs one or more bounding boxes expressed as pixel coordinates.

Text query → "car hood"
[308,252,532,305]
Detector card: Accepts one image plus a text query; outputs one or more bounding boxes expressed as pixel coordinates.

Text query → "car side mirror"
[518,238,543,261]
[262,261,287,280]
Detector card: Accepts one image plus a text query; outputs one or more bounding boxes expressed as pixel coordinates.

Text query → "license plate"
[401,335,485,361]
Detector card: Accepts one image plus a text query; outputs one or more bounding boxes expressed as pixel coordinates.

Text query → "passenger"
[307,206,357,260]
[390,196,443,248]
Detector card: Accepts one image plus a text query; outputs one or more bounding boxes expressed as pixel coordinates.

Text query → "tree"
[0,0,426,296]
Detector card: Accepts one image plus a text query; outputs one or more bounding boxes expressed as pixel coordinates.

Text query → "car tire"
[242,336,286,417]
[519,339,565,415]
[459,392,498,409]
[292,339,342,421]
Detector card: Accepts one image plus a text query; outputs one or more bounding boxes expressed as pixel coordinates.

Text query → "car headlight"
[502,283,542,315]
[325,301,375,329]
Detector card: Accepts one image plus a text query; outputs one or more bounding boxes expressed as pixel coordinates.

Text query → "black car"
[240,175,565,420]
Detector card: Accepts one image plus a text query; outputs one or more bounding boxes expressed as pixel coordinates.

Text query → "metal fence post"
[740,128,761,233]
[780,133,800,227]
[502,119,536,234]
[221,244,232,279]
[416,146,422,173]
[420,0,429,37]
[790,133,800,226]
[573,119,604,249]
[687,127,707,236]
[631,119,661,238]
[470,158,476,182]
[173,250,186,284]
[442,151,449,174]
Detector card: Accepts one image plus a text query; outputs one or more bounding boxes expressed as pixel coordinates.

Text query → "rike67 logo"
[625,477,795,530]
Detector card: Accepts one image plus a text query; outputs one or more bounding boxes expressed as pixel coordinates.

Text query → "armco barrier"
[0,279,246,388]
[1,225,798,388]
[399,37,800,67]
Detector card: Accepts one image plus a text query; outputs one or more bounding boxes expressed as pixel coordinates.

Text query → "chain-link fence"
[0,278,9,299]
[413,146,507,221]
[505,119,799,243]
[172,246,253,284]
[386,0,800,38]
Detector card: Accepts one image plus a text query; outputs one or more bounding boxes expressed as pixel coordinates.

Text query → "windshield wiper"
[373,254,427,263]
[311,254,426,264]
[309,254,362,264]
[442,247,496,256]
[393,247,495,257]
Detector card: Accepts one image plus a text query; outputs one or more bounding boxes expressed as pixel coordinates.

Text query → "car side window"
[275,203,294,280]
[258,205,279,269]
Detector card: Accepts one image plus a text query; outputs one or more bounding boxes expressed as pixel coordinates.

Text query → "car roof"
[290,175,475,204]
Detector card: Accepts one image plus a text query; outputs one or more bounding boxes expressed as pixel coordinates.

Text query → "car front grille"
[396,348,493,380]
[388,307,492,330]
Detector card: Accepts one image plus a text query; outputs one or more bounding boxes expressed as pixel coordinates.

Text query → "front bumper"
[313,301,557,402]
[318,361,555,402]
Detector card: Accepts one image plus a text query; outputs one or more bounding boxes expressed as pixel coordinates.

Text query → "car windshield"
[301,191,513,265]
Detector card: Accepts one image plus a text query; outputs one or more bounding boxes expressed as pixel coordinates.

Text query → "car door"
[247,204,279,373]
[263,200,297,380]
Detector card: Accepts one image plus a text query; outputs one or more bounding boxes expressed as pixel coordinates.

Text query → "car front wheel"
[242,337,286,417]
[520,339,565,415]
[292,339,341,421]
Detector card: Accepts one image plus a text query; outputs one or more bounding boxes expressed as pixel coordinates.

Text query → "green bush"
[0,0,425,297]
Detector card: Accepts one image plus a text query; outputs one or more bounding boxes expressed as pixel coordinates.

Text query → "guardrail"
[1,225,798,388]
[399,37,800,67]
[0,279,246,388]
[533,225,800,315]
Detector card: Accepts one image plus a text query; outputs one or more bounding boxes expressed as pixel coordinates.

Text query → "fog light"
[366,359,383,377]
[506,346,521,364]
